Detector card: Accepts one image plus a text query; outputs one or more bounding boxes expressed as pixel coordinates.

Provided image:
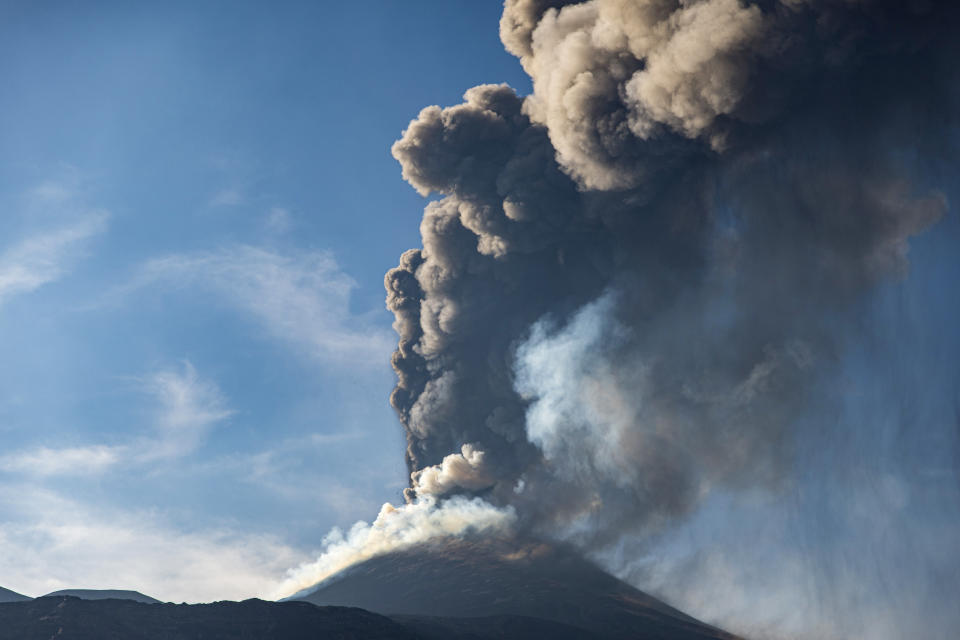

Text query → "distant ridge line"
[0,587,30,604]
[41,589,161,604]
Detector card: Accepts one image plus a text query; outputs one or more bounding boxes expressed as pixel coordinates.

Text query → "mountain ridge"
[42,589,160,604]
[0,587,29,604]
[0,596,415,640]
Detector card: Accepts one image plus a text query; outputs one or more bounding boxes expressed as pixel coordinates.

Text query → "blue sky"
[0,0,529,602]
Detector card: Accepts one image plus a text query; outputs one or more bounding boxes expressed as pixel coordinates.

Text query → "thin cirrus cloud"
[264,206,293,234]
[124,245,394,368]
[0,212,109,307]
[0,444,124,477]
[135,361,235,461]
[0,362,232,478]
[0,484,308,603]
[208,188,245,208]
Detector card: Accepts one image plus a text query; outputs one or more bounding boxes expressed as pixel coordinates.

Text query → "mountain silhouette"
[0,587,29,604]
[42,589,160,604]
[0,596,415,640]
[295,537,740,639]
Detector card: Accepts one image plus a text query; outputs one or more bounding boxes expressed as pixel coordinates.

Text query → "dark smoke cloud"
[383,0,959,635]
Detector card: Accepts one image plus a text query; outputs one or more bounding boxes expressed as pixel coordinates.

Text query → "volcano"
[294,538,740,640]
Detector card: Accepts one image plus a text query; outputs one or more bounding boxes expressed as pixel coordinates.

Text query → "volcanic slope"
[296,538,740,640]
[0,587,29,603]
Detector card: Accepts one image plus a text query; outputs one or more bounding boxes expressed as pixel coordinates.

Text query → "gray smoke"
[383,1,959,636]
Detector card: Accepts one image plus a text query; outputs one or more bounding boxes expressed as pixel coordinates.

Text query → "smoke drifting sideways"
[283,1,960,638]
[273,496,515,599]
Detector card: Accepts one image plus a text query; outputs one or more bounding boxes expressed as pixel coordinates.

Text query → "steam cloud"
[296,2,960,638]
[273,497,514,599]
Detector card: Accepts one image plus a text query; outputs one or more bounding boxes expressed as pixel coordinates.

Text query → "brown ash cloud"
[380,1,959,636]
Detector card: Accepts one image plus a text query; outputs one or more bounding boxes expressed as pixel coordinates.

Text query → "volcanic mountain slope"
[42,589,160,603]
[295,538,741,640]
[394,613,616,639]
[0,587,29,603]
[0,596,415,640]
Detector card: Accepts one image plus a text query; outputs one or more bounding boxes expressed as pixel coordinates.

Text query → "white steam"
[273,495,515,600]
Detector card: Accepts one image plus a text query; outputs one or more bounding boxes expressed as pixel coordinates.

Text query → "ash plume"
[303,1,960,638]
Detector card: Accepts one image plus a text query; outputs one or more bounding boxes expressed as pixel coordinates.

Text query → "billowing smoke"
[295,1,960,637]
[273,496,514,599]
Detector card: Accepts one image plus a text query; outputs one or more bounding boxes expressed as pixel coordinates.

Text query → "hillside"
[296,538,740,640]
[0,596,414,640]
[0,587,29,604]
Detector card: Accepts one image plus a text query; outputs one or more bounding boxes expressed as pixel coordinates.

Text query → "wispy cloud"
[195,429,384,519]
[117,245,392,367]
[0,213,108,307]
[0,362,231,478]
[208,188,244,207]
[27,180,77,205]
[0,445,124,477]
[0,485,307,602]
[265,206,293,234]
[137,361,234,460]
